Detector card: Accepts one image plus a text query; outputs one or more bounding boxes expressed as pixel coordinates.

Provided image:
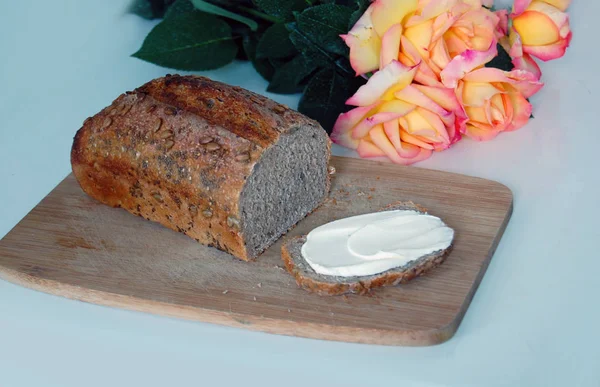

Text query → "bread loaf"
[71,75,331,261]
[281,202,453,295]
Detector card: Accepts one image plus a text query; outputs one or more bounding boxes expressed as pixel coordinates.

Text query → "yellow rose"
[441,45,544,140]
[510,0,572,61]
[331,61,466,165]
[341,0,502,84]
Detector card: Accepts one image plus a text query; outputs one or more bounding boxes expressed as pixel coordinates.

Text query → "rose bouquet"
[131,0,573,164]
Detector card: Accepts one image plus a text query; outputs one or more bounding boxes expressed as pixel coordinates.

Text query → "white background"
[1,1,598,386]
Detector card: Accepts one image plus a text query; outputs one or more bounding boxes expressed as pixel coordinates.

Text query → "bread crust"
[71,75,326,261]
[281,202,453,295]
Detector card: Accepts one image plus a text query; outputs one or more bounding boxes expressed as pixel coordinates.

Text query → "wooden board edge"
[0,265,458,347]
[443,197,514,339]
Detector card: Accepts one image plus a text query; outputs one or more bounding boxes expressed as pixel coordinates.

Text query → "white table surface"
[1,1,598,386]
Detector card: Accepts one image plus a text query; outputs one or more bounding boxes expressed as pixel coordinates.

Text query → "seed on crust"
[205,142,221,151]
[152,118,163,133]
[147,104,157,113]
[189,205,198,216]
[152,192,163,202]
[235,152,250,162]
[202,208,213,218]
[101,117,113,129]
[164,106,177,116]
[199,136,213,144]
[273,105,286,114]
[160,130,174,139]
[328,165,336,175]
[164,140,174,150]
[227,216,240,229]
[120,103,133,115]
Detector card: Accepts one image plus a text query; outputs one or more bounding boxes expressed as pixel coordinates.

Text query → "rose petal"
[527,1,570,32]
[394,84,450,117]
[464,123,501,141]
[441,41,498,88]
[331,105,378,149]
[430,39,452,71]
[400,129,435,150]
[371,0,418,37]
[495,9,509,38]
[369,125,422,164]
[540,0,571,11]
[512,0,533,15]
[342,7,382,75]
[462,80,502,106]
[508,32,543,79]
[413,84,464,113]
[523,30,571,61]
[463,67,543,98]
[347,60,418,106]
[505,92,532,131]
[358,134,431,165]
[380,24,403,69]
[404,19,434,59]
[512,53,542,79]
[513,10,561,46]
[357,138,387,158]
[383,119,420,158]
[400,36,442,86]
[352,110,411,139]
[417,107,450,144]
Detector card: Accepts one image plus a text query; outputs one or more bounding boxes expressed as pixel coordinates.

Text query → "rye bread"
[71,75,331,261]
[281,202,453,296]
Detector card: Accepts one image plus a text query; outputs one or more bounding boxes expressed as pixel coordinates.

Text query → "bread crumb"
[357,191,366,196]
[367,195,373,200]
[370,188,376,192]
[287,309,291,313]
[222,290,229,295]
[257,282,262,288]
[253,296,257,301]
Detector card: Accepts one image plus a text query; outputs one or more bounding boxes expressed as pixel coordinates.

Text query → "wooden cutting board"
[0,156,512,346]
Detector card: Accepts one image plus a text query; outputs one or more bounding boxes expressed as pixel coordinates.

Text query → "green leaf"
[296,4,353,56]
[164,0,194,18]
[190,0,259,31]
[288,23,353,76]
[253,0,308,21]
[289,26,330,68]
[267,55,318,94]
[485,43,514,72]
[243,34,276,81]
[298,68,365,133]
[132,11,238,71]
[256,23,297,59]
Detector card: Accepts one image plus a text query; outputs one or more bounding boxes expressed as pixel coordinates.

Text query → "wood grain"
[0,156,512,346]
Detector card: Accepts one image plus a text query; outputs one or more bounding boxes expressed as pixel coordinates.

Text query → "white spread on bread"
[301,210,454,277]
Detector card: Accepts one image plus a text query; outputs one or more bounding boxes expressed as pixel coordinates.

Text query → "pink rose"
[510,0,572,61]
[342,0,503,85]
[441,45,544,140]
[331,61,466,165]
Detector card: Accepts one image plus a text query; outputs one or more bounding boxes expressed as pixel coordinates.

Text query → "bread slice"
[281,202,453,296]
[71,75,331,261]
